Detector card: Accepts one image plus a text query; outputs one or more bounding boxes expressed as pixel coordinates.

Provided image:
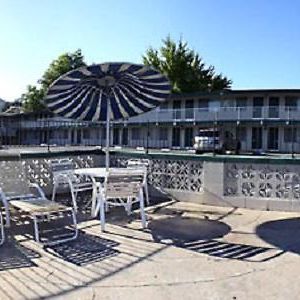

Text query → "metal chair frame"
[51,159,94,212]
[127,159,150,205]
[95,169,147,232]
[0,161,78,246]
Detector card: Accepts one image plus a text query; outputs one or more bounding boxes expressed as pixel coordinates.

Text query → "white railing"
[126,106,300,124]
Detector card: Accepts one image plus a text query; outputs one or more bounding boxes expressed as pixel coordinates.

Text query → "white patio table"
[74,167,143,217]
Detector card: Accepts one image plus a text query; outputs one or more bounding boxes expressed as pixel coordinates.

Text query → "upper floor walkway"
[124,106,300,124]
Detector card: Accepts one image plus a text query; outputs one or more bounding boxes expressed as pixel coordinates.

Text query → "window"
[173,100,181,109]
[285,96,298,111]
[236,97,247,109]
[221,99,235,109]
[209,100,220,112]
[160,102,169,109]
[284,127,297,143]
[132,128,140,140]
[185,99,194,119]
[198,99,209,109]
[159,128,168,140]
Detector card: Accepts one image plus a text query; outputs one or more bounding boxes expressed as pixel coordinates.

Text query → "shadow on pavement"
[148,216,231,244]
[0,239,41,271]
[44,232,120,266]
[149,216,282,261]
[256,217,300,255]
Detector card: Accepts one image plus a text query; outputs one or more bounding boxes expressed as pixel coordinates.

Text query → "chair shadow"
[148,216,282,262]
[0,238,41,271]
[256,217,300,255]
[44,232,120,266]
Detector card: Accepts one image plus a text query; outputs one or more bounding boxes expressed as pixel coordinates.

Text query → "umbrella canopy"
[45,62,171,168]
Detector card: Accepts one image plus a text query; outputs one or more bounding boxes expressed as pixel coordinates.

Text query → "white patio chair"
[0,159,78,245]
[96,169,147,232]
[127,159,150,205]
[50,159,94,212]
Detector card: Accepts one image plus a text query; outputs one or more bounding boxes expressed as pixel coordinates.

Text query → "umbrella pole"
[105,97,110,171]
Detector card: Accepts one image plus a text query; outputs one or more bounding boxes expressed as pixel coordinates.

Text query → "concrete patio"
[1,200,300,300]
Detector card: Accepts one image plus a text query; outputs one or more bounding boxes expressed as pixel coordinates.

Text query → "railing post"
[213,111,217,156]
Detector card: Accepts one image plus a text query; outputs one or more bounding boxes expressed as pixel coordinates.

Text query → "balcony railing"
[126,106,300,124]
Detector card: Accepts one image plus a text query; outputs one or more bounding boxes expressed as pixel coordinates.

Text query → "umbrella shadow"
[148,216,281,261]
[148,216,231,244]
[256,217,300,255]
[44,232,120,266]
[0,239,41,271]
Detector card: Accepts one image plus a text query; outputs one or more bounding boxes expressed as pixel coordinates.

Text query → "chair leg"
[3,203,10,227]
[105,202,110,212]
[33,215,40,243]
[0,212,5,246]
[0,193,10,227]
[91,183,97,217]
[67,178,78,212]
[139,190,147,228]
[126,197,132,215]
[99,196,106,232]
[144,183,150,206]
[51,181,57,202]
[33,210,78,246]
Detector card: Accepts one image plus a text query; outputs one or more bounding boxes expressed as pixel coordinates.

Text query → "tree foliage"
[39,49,86,89]
[142,36,232,93]
[21,85,46,112]
[21,49,86,112]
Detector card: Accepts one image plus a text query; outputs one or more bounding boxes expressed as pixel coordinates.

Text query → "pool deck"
[1,201,300,300]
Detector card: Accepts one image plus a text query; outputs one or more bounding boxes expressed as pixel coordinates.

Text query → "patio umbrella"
[45,62,171,169]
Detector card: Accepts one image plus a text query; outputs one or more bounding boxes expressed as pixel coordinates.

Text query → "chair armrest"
[29,183,47,200]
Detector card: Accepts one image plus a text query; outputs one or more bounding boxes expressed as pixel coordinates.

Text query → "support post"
[106,97,110,170]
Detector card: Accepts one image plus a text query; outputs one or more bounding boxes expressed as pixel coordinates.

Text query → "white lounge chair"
[51,159,94,212]
[0,159,78,245]
[96,169,147,232]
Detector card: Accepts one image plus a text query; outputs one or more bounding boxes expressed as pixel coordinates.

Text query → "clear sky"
[1,0,300,101]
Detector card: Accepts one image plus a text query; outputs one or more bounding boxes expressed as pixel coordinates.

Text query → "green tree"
[39,49,86,89]
[21,85,46,112]
[21,49,86,112]
[142,36,232,93]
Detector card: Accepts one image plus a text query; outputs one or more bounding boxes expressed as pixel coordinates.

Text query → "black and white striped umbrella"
[45,62,171,168]
[45,62,171,121]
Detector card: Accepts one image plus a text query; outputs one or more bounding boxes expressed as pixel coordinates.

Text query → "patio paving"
[1,200,300,300]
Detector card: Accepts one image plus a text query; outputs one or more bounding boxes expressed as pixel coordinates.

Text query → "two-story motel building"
[1,89,300,153]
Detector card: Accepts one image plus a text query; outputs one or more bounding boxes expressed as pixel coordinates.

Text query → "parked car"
[193,128,222,154]
[194,129,241,154]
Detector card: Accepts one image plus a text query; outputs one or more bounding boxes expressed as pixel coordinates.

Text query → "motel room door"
[253,97,263,118]
[184,127,194,147]
[268,127,279,150]
[122,128,128,146]
[172,127,181,147]
[252,127,262,150]
[113,128,120,145]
